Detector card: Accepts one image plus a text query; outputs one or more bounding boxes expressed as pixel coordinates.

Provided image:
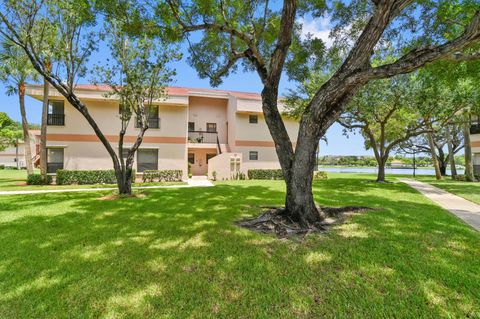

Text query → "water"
[318,167,464,176]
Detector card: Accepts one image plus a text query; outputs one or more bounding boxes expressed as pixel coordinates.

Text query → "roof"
[26,84,262,101]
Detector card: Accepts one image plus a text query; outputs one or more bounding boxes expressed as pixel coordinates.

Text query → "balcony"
[188,131,218,144]
[470,124,480,135]
[135,117,160,129]
[47,114,65,126]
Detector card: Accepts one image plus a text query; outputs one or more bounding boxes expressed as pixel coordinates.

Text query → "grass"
[416,176,480,205]
[0,170,186,191]
[0,173,479,318]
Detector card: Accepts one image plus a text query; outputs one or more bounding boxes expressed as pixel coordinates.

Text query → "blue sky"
[0,16,371,156]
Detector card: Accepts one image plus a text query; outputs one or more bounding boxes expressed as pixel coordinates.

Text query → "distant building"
[0,130,40,168]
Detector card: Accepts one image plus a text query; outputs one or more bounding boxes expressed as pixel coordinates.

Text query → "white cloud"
[298,16,333,48]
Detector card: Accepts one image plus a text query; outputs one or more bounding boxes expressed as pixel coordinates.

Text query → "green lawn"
[0,170,185,191]
[0,173,479,318]
[416,176,480,205]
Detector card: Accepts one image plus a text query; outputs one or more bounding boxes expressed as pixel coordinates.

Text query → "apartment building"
[25,85,299,179]
[0,130,40,168]
[470,114,480,174]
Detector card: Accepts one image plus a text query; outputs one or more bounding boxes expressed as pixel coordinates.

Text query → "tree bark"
[463,118,474,182]
[439,160,447,176]
[425,125,442,180]
[15,139,19,170]
[116,166,133,195]
[445,126,457,179]
[376,159,387,182]
[18,83,33,174]
[40,71,49,180]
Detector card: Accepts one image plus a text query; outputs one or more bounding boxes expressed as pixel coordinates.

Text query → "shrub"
[247,169,284,180]
[56,169,119,185]
[212,171,217,181]
[27,174,52,185]
[0,164,4,170]
[313,171,328,180]
[141,170,183,182]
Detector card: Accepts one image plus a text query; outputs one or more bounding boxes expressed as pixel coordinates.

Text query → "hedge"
[55,169,136,185]
[27,174,52,185]
[247,169,284,180]
[313,171,328,180]
[142,170,183,182]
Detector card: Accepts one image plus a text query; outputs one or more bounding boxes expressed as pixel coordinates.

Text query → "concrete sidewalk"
[0,178,214,196]
[400,178,480,231]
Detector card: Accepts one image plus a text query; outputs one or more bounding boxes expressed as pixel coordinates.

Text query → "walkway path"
[0,178,214,196]
[400,178,480,231]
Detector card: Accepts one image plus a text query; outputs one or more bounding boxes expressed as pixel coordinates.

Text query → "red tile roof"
[28,84,262,101]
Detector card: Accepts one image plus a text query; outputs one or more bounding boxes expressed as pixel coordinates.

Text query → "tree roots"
[236,206,373,239]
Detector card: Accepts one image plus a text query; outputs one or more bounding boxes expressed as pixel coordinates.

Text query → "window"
[249,115,258,124]
[249,151,258,161]
[135,106,160,128]
[188,153,195,164]
[137,149,158,172]
[206,153,216,163]
[47,100,65,126]
[47,148,64,173]
[206,123,217,132]
[188,122,195,132]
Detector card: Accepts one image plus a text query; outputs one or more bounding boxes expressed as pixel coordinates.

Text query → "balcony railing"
[188,131,218,144]
[47,162,63,174]
[470,124,480,135]
[135,117,160,129]
[47,114,65,126]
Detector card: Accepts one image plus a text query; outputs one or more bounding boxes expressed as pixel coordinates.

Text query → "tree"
[338,76,441,182]
[0,0,178,194]
[93,19,179,194]
[159,0,480,227]
[0,38,38,174]
[0,112,22,151]
[401,125,464,177]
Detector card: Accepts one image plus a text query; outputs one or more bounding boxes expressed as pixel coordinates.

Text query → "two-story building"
[25,85,299,179]
[470,114,480,175]
[0,130,40,169]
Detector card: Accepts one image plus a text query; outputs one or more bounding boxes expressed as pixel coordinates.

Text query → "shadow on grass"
[0,178,479,318]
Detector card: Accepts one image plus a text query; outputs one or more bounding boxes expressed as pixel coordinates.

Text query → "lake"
[318,166,464,176]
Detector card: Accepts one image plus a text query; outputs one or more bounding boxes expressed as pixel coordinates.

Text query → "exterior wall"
[0,145,24,167]
[471,133,480,154]
[25,85,301,179]
[188,148,217,175]
[46,98,189,177]
[188,96,228,144]
[0,133,38,168]
[232,113,299,171]
[471,134,480,174]
[208,152,242,180]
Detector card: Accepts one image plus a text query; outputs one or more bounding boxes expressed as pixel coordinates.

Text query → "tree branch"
[369,10,480,79]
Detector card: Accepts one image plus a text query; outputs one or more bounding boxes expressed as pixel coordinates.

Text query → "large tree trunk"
[439,159,447,176]
[285,146,325,226]
[376,159,387,182]
[261,86,324,226]
[463,118,474,182]
[116,166,133,195]
[18,83,33,174]
[40,74,49,180]
[445,126,457,179]
[425,129,442,180]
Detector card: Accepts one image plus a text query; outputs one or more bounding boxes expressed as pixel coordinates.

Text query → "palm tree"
[0,39,39,174]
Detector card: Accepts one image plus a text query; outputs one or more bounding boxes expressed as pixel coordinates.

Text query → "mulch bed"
[236,206,374,239]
